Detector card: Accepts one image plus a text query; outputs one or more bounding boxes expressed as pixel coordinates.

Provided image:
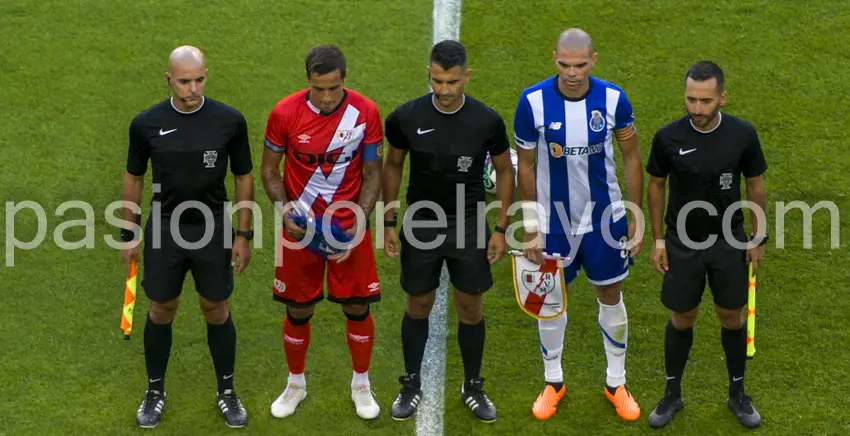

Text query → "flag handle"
[746,263,756,359]
[508,250,569,261]
[121,261,138,340]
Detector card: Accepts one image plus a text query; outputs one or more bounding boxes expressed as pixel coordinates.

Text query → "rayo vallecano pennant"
[510,250,568,320]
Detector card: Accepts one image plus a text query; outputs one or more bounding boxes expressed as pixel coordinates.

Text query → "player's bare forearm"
[492,152,514,228]
[516,148,536,204]
[234,173,254,231]
[381,146,407,221]
[746,175,768,237]
[618,133,644,209]
[122,172,144,223]
[358,159,382,220]
[260,148,288,205]
[647,176,667,240]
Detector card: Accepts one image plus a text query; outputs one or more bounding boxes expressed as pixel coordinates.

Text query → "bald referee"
[120,46,254,429]
[646,61,767,429]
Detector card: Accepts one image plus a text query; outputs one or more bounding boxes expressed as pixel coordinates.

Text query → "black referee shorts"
[399,220,493,296]
[142,215,234,303]
[661,230,748,313]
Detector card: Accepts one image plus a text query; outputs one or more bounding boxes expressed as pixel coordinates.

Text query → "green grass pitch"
[1,0,848,435]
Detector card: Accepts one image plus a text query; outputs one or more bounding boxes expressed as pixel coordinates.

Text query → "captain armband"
[615,124,637,142]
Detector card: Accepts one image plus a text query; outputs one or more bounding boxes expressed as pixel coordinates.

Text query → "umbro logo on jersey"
[417,128,435,135]
[298,134,311,143]
[548,122,562,130]
[679,148,696,155]
[159,128,176,136]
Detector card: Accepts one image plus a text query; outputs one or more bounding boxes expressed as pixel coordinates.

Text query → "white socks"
[538,312,568,383]
[351,370,370,388]
[288,372,306,387]
[598,292,628,387]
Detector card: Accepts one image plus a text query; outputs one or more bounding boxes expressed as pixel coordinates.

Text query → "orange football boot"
[605,385,641,421]
[532,384,566,420]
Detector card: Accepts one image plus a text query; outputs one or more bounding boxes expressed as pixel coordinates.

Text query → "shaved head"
[168,45,205,73]
[555,28,594,55]
[165,45,208,112]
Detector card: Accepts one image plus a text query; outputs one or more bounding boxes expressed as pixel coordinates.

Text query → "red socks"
[346,312,375,374]
[283,315,311,375]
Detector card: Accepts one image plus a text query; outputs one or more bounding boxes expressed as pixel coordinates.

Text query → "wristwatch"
[236,229,254,241]
[750,233,769,246]
[494,225,507,234]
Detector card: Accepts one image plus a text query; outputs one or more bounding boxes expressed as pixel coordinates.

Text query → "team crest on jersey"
[720,172,733,190]
[337,130,353,142]
[203,151,218,168]
[549,142,564,158]
[457,156,473,172]
[589,110,606,132]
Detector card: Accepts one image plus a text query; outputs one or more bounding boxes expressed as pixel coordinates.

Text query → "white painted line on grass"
[416,2,461,436]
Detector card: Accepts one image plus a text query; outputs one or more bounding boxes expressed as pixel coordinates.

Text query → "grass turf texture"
[1,0,848,434]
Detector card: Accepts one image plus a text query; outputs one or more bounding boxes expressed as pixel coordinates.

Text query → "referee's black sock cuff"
[402,312,429,377]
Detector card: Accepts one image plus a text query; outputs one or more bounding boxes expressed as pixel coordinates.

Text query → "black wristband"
[120,228,135,242]
[494,225,507,234]
[384,220,398,228]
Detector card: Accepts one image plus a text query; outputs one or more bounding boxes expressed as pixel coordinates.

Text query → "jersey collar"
[689,111,723,134]
[431,93,466,114]
[305,90,348,116]
[553,75,593,102]
[170,96,205,114]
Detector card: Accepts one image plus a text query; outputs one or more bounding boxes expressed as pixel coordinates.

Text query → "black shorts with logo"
[399,216,493,296]
[661,229,749,313]
[142,214,234,302]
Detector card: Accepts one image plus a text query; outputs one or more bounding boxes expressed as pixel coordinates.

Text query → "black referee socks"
[458,318,486,382]
[144,314,173,393]
[402,313,429,380]
[664,320,693,395]
[207,313,237,394]
[721,325,747,397]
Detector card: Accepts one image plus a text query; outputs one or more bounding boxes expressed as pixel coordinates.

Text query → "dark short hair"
[430,40,467,70]
[685,61,724,93]
[305,44,346,79]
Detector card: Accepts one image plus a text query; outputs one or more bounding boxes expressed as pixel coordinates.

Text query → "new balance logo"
[548,122,562,130]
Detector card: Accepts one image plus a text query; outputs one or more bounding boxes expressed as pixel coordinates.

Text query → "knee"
[407,293,435,319]
[287,305,316,321]
[149,299,179,324]
[343,303,369,319]
[455,296,483,325]
[671,309,698,330]
[717,306,746,330]
[200,299,229,324]
[595,283,622,306]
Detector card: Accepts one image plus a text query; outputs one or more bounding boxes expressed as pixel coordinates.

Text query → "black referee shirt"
[385,93,510,221]
[646,112,767,241]
[126,97,253,224]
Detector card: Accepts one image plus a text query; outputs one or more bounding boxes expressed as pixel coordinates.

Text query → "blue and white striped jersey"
[514,76,635,235]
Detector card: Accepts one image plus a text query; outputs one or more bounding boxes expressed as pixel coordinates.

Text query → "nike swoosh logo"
[679,148,696,155]
[417,128,434,135]
[732,376,743,382]
[222,374,234,380]
[149,378,162,383]
[159,128,177,136]
[666,376,676,380]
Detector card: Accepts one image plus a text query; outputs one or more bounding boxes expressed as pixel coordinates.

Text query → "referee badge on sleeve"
[510,251,568,320]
